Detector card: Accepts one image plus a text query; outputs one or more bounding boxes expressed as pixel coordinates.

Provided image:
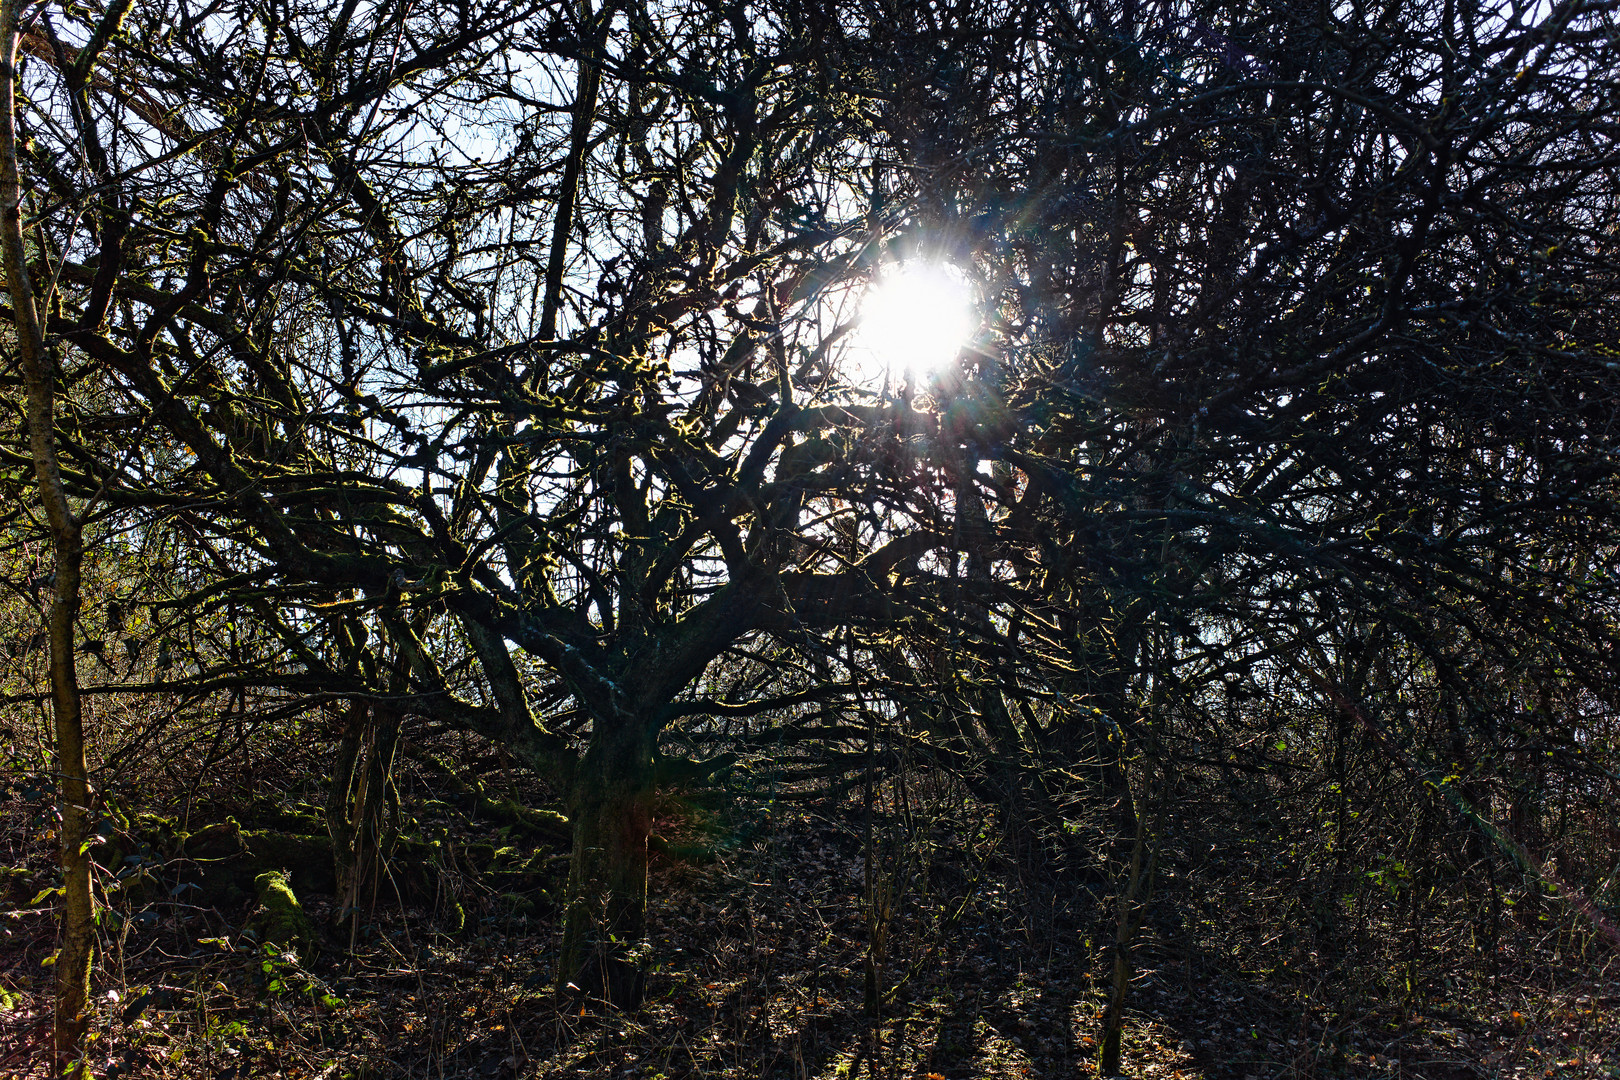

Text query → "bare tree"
[0,0,1009,1006]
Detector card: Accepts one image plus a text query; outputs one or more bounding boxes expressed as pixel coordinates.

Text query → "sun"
[848,262,976,384]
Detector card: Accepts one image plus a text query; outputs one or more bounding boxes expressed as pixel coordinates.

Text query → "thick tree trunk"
[2,5,94,1071]
[328,700,400,937]
[558,718,655,1008]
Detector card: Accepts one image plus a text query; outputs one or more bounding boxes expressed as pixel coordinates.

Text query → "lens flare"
[850,263,976,382]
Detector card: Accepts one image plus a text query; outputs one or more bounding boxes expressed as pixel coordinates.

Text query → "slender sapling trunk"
[2,4,94,1070]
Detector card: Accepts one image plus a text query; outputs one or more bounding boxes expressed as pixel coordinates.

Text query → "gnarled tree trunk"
[328,699,401,941]
[558,717,655,1008]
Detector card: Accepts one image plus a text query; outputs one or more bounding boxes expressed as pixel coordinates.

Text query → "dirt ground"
[2,766,1616,1079]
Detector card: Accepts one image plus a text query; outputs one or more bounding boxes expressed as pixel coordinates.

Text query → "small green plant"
[258,942,342,1009]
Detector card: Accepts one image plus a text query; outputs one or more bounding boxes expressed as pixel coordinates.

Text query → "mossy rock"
[184,822,335,900]
[132,812,181,848]
[247,799,326,835]
[249,870,315,957]
[242,831,334,891]
[493,892,536,919]
[519,850,564,876]
[184,818,245,859]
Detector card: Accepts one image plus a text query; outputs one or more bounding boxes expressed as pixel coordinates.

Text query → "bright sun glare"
[849,262,976,383]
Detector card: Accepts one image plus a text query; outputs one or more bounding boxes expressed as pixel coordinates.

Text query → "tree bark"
[2,3,94,1071]
[558,717,655,1008]
[1098,825,1145,1075]
[326,700,367,912]
[1098,766,1161,1076]
[537,0,603,346]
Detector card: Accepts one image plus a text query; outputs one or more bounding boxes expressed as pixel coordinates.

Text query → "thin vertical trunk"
[46,548,91,1074]
[1098,770,1162,1076]
[362,703,402,903]
[2,4,93,1072]
[326,699,367,912]
[1098,831,1143,1075]
[558,717,654,1007]
[862,694,883,1019]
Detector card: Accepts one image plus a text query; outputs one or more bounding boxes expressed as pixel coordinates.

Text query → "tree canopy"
[2,0,1617,1070]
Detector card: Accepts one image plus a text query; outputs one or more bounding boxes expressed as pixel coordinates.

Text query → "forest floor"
[2,769,1617,1080]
